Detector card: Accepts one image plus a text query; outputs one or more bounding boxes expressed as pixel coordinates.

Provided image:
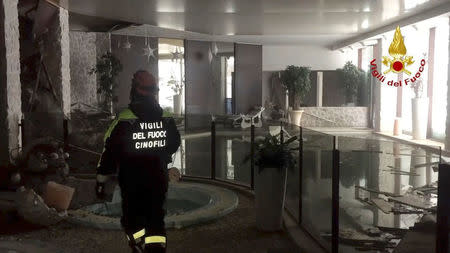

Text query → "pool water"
[84,185,213,217]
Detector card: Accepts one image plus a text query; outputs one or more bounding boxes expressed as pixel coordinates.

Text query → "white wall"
[262,45,357,71]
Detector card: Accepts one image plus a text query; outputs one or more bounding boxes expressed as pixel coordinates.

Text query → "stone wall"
[70,32,98,108]
[299,107,369,128]
[69,32,111,111]
[42,7,70,117]
[0,0,21,164]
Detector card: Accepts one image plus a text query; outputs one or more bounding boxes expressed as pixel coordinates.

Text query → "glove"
[95,181,105,199]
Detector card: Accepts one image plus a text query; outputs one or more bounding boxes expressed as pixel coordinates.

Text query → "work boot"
[129,242,145,253]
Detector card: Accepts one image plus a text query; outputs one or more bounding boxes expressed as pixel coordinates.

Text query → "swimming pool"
[69,182,239,229]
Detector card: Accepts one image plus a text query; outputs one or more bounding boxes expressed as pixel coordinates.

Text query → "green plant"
[280,65,311,109]
[167,76,184,95]
[89,52,123,109]
[337,61,366,104]
[244,134,298,172]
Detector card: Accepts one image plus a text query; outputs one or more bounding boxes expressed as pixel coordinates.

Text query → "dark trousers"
[121,183,168,252]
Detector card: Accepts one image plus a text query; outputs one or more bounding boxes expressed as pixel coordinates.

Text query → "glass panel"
[183,114,212,178]
[338,136,440,252]
[213,114,252,186]
[301,128,334,251]
[283,122,301,221]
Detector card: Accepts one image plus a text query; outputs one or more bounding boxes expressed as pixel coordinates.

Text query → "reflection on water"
[300,135,440,252]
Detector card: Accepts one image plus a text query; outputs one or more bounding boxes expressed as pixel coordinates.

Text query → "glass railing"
[56,111,449,253]
[215,116,253,186]
[301,128,335,251]
[337,136,442,253]
[283,121,301,223]
[177,114,448,253]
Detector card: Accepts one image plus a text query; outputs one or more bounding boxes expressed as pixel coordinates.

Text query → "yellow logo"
[382,26,414,75]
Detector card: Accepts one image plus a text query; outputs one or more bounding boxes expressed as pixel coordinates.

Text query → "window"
[431,19,449,140]
[158,38,185,115]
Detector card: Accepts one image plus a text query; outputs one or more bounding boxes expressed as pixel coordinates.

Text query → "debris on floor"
[15,187,68,226]
[169,167,181,182]
[43,181,75,211]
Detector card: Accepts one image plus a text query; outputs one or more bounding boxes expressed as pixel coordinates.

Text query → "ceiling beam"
[330,1,450,51]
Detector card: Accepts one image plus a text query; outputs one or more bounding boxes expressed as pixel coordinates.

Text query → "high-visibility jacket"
[97,107,181,192]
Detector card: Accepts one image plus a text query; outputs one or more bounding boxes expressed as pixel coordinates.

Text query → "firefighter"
[95,70,181,253]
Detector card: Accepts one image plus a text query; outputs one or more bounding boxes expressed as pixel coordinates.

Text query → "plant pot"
[173,94,182,115]
[411,97,429,140]
[288,109,304,126]
[254,166,287,231]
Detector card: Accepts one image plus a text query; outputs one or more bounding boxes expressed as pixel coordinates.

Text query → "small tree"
[89,52,123,111]
[280,65,311,109]
[337,61,366,104]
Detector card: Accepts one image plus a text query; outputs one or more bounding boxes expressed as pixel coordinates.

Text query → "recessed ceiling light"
[363,7,371,12]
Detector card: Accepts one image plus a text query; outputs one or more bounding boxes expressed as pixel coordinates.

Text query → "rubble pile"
[0,137,74,227]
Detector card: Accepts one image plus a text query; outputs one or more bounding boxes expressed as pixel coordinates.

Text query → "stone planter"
[288,109,304,126]
[411,97,429,140]
[173,94,182,115]
[254,166,287,231]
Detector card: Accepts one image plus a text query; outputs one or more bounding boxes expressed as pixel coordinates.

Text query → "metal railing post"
[63,118,69,149]
[436,163,449,253]
[280,120,284,144]
[332,136,340,253]
[298,126,303,225]
[250,119,255,190]
[211,120,216,180]
[20,119,25,149]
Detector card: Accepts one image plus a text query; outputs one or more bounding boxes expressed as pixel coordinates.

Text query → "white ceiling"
[63,0,450,47]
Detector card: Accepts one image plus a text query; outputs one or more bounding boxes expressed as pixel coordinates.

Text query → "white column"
[316,71,323,107]
[373,39,383,132]
[0,0,21,165]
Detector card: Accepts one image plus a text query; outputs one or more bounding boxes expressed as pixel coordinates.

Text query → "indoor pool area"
[165,118,448,253]
[2,1,450,253]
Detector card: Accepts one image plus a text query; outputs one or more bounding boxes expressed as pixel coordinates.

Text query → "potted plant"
[280,65,311,125]
[244,133,298,231]
[410,78,428,139]
[89,52,123,114]
[337,61,366,106]
[167,76,184,115]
